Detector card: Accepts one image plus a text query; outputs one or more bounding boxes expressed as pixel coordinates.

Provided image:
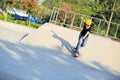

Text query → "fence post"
[49,7,55,23]
[79,15,84,30]
[52,8,57,24]
[63,10,67,25]
[97,19,101,34]
[55,8,60,24]
[105,0,116,37]
[70,13,76,28]
[115,24,119,38]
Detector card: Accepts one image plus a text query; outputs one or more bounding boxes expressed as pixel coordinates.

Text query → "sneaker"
[74,52,79,57]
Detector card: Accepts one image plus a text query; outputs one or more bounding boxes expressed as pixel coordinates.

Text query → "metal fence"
[49,7,120,40]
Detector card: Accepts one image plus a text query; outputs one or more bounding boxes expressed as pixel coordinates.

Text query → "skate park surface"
[0,20,120,80]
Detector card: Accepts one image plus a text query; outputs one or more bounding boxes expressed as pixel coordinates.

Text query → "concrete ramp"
[22,23,79,55]
[0,20,35,41]
[22,23,120,72]
[0,22,120,80]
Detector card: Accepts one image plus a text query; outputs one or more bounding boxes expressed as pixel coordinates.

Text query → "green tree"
[0,0,14,20]
[91,0,120,36]
[21,0,39,15]
[12,0,21,9]
[21,0,40,26]
[57,2,72,24]
[42,0,92,15]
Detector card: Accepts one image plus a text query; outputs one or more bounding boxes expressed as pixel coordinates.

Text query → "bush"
[7,14,15,22]
[31,23,40,28]
[0,14,5,20]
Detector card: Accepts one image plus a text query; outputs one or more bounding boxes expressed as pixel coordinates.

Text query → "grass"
[0,14,5,20]
[0,14,41,29]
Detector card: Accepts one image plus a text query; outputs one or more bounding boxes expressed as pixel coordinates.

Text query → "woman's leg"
[81,37,88,47]
[74,34,83,52]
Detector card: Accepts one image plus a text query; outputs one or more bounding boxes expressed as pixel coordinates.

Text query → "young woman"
[73,17,92,57]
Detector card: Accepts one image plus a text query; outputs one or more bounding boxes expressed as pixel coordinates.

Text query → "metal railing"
[49,7,120,40]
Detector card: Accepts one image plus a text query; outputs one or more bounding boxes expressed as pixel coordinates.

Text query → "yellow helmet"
[85,19,92,26]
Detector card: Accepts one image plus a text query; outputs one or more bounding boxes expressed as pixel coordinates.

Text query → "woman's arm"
[80,17,85,22]
[80,31,89,42]
[82,31,89,39]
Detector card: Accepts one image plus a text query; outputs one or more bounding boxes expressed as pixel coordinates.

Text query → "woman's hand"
[80,38,83,42]
[80,17,85,22]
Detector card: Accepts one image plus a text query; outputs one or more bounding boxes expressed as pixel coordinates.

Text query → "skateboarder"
[73,17,92,57]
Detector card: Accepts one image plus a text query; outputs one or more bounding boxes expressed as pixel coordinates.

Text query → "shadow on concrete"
[0,71,22,80]
[0,39,120,80]
[19,33,29,41]
[52,31,74,56]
